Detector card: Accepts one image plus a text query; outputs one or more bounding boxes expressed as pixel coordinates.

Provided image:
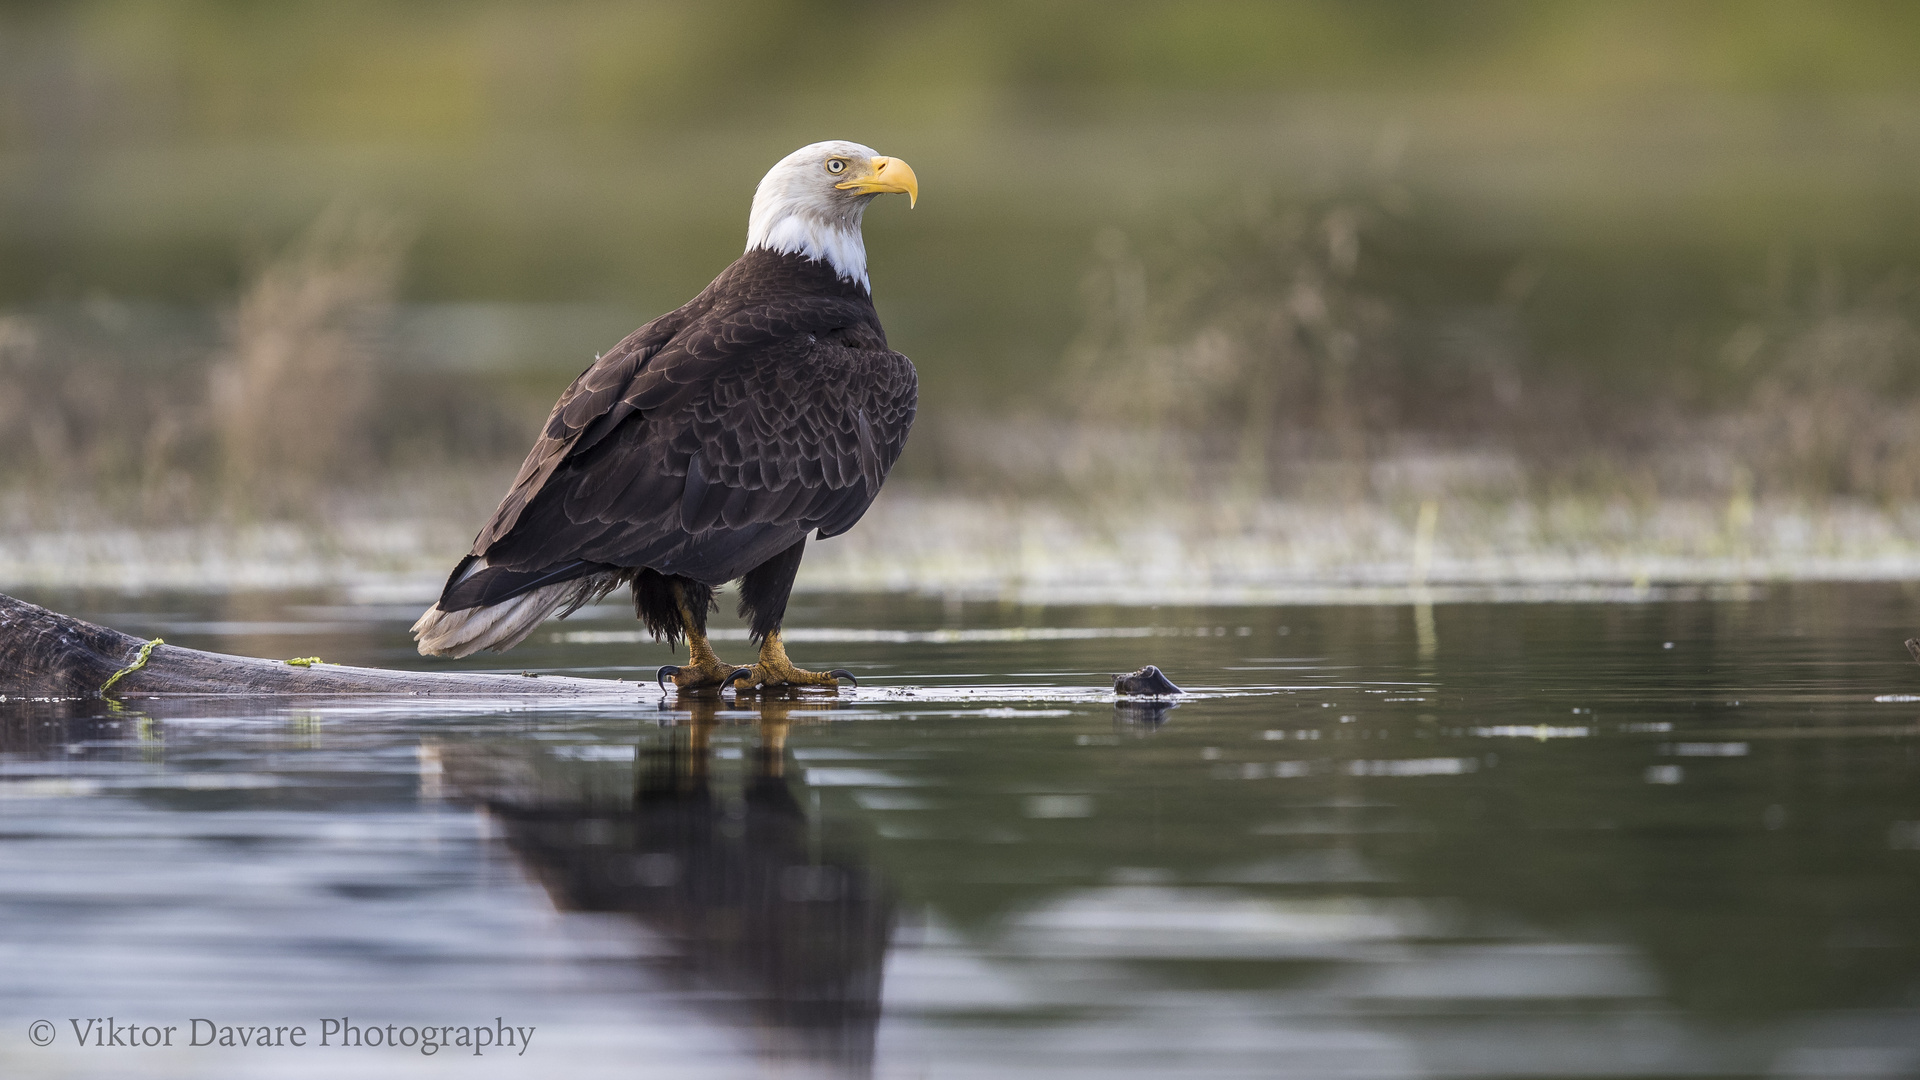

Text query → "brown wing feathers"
[435,249,916,614]
[469,323,674,554]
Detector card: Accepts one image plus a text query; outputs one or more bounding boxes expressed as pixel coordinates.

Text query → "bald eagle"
[411,141,919,691]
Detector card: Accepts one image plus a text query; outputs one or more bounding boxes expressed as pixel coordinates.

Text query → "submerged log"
[0,592,636,698]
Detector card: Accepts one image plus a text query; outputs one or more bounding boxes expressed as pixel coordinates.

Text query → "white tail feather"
[412,583,575,658]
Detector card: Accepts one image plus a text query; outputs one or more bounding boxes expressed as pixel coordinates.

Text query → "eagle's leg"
[726,539,854,692]
[655,580,744,691]
[728,629,857,691]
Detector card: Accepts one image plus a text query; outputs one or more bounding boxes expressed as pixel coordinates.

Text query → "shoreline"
[6,492,1919,606]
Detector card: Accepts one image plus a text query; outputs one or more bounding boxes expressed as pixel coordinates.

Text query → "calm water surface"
[3,585,1920,1079]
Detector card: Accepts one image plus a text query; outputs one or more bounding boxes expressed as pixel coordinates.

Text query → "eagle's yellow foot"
[657,589,745,692]
[725,630,856,692]
[727,661,855,691]
[656,658,745,692]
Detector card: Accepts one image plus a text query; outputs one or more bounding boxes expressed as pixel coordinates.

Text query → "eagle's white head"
[746,140,918,293]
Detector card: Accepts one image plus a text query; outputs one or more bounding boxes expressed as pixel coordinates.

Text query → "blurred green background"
[6,0,1920,515]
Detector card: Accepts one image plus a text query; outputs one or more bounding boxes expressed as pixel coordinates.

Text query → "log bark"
[0,592,638,698]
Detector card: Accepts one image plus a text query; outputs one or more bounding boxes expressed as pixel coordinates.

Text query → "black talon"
[827,669,858,687]
[656,665,682,691]
[726,668,757,689]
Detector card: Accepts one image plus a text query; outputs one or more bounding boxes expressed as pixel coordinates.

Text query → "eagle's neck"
[745,195,871,293]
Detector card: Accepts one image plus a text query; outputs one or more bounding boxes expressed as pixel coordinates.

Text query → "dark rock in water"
[1114,665,1182,696]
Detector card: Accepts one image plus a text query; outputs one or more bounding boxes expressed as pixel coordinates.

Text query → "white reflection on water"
[1005,888,1428,957]
[804,769,925,788]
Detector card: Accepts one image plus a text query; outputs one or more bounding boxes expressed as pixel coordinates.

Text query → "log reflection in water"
[433,698,893,1076]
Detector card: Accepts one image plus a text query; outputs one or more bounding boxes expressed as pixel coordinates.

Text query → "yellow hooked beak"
[836,156,918,208]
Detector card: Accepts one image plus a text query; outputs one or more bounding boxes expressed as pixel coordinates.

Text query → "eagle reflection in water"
[429,699,892,1075]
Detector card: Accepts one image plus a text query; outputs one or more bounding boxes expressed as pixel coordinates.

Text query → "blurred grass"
[210,206,407,503]
[983,184,1920,504]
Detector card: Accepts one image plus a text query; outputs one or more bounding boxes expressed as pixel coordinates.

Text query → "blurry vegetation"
[211,208,406,504]
[10,0,1920,150]
[1725,268,1920,499]
[0,302,213,517]
[1011,190,1920,503]
[0,207,537,522]
[1059,192,1407,498]
[7,2,1920,514]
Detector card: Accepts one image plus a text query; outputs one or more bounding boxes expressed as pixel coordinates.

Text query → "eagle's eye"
[825,158,848,175]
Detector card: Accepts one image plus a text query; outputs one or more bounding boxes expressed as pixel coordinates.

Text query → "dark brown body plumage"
[423,248,917,652]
